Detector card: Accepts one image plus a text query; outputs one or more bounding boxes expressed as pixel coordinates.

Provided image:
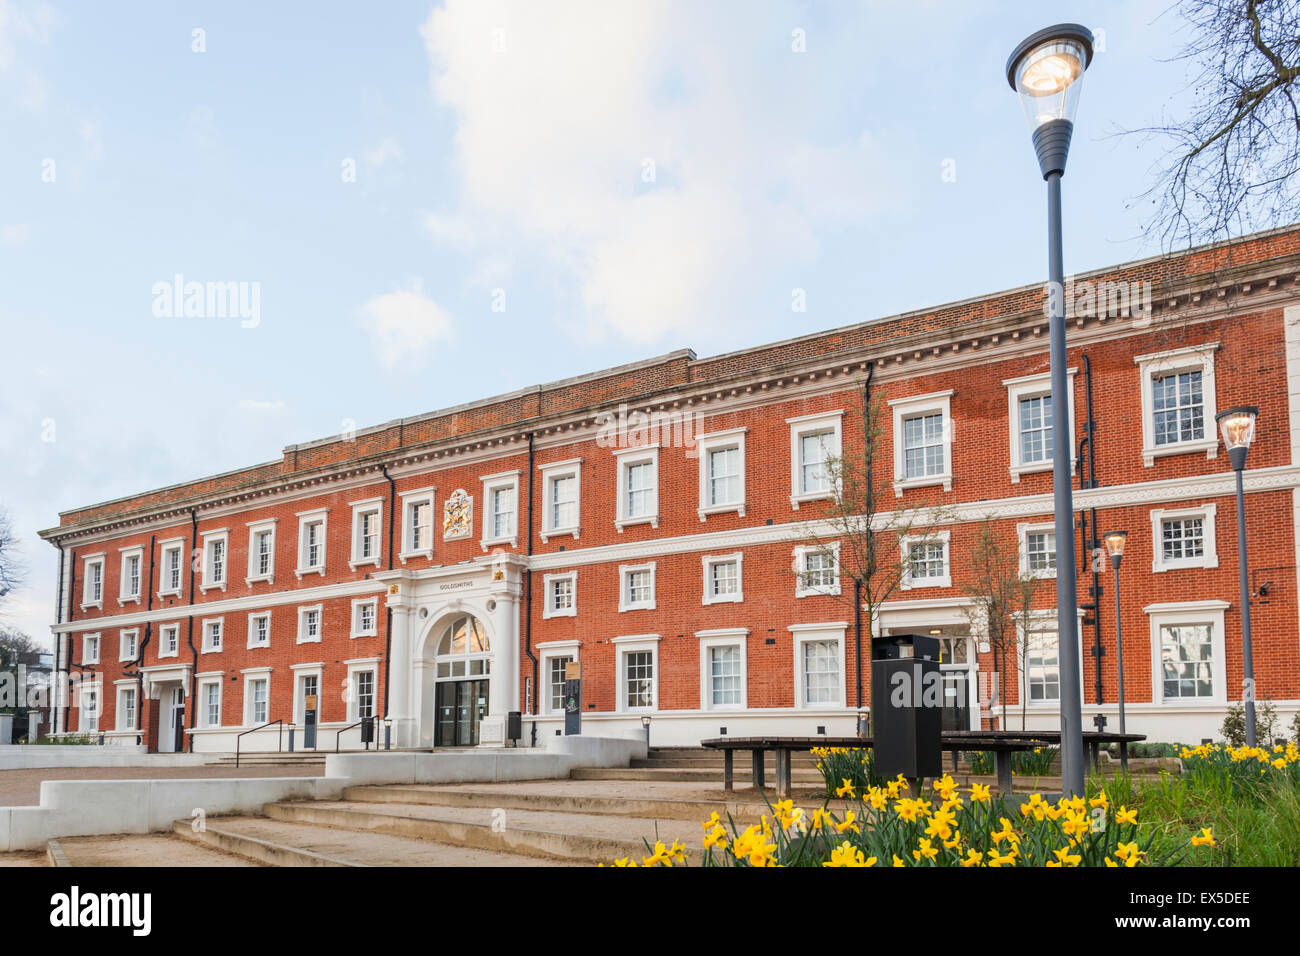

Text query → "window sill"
[479,535,518,552]
[615,515,659,532]
[350,631,378,639]
[245,575,273,586]
[1153,558,1219,573]
[542,608,577,620]
[245,641,270,650]
[702,593,744,606]
[1009,462,1052,483]
[893,475,952,497]
[618,602,656,613]
[901,577,952,591]
[698,502,745,521]
[349,558,381,571]
[294,567,325,580]
[796,586,842,599]
[117,596,141,608]
[789,491,832,510]
[200,647,222,655]
[539,527,580,543]
[199,582,227,593]
[156,589,181,601]
[1142,439,1218,467]
[398,550,433,564]
[157,650,179,659]
[80,602,102,611]
[296,636,322,645]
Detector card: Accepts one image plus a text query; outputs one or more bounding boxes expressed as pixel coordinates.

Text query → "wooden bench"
[700,731,1146,799]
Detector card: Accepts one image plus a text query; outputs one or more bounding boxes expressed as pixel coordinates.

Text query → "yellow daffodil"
[1191,827,1215,848]
[823,841,876,867]
[836,779,856,798]
[970,783,991,804]
[1114,805,1138,826]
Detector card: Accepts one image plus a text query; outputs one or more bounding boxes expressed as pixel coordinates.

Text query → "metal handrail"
[335,716,375,753]
[235,719,284,768]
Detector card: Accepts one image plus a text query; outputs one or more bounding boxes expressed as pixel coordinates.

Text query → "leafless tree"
[1135,0,1300,249]
[0,509,24,612]
[960,518,1040,731]
[796,388,949,665]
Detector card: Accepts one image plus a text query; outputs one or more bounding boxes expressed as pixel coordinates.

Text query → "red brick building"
[41,227,1300,749]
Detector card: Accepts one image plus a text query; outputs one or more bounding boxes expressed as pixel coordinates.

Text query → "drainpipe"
[61,547,75,734]
[185,509,199,751]
[856,360,874,708]
[1076,355,1105,705]
[523,431,538,746]
[127,535,157,740]
[381,464,396,718]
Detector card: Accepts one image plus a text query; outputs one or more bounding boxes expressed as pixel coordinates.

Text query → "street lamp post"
[1104,530,1129,771]
[1217,406,1260,746]
[1006,23,1095,797]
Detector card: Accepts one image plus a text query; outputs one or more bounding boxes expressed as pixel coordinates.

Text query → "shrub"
[1220,700,1278,747]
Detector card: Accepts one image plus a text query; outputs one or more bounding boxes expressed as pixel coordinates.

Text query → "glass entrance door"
[435,679,489,747]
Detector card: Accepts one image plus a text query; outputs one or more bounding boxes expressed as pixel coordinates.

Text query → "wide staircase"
[43,749,802,867]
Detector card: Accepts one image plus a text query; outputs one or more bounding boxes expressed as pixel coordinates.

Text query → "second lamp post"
[1104,530,1129,770]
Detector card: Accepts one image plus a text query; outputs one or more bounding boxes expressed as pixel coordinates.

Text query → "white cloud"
[358,280,455,369]
[418,0,900,344]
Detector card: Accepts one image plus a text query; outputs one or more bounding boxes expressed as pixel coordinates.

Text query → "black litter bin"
[871,634,942,780]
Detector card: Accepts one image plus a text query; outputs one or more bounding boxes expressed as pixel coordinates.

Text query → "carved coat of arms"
[443,488,472,540]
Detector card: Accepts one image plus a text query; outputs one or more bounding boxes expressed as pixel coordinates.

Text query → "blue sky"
[1,0,1197,642]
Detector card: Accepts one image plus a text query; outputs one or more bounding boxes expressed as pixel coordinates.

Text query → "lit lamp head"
[1006,23,1094,178]
[1216,406,1259,471]
[1103,530,1128,570]
[640,715,651,728]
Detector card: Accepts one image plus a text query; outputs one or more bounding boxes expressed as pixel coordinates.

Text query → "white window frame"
[1004,369,1077,483]
[296,509,328,578]
[197,676,222,728]
[788,411,843,508]
[697,628,748,711]
[1016,612,1085,710]
[618,561,657,612]
[291,663,324,725]
[118,628,139,663]
[118,546,144,606]
[348,498,384,571]
[115,682,138,732]
[297,604,324,644]
[542,571,578,619]
[480,471,521,550]
[1135,343,1219,466]
[696,427,747,520]
[1150,504,1219,573]
[537,640,581,716]
[612,634,660,713]
[701,552,744,605]
[246,610,272,649]
[245,519,277,585]
[345,659,381,722]
[539,459,583,542]
[242,668,272,727]
[614,445,660,531]
[1145,600,1229,705]
[158,623,180,659]
[200,616,224,654]
[789,622,847,710]
[793,542,841,597]
[199,529,229,593]
[399,487,436,562]
[81,632,100,665]
[900,531,952,589]
[890,390,954,496]
[1018,521,1058,579]
[158,538,185,597]
[81,554,105,609]
[351,597,379,638]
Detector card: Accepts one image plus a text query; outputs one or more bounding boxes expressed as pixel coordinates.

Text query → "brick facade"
[42,227,1300,748]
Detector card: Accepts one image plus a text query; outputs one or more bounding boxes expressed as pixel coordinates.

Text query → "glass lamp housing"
[1104,531,1128,560]
[1216,406,1258,451]
[1006,24,1094,133]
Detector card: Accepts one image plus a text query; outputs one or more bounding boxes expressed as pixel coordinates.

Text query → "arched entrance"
[431,614,491,747]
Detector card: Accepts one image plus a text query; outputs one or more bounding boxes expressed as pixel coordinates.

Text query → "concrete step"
[264,798,698,865]
[213,753,329,766]
[176,815,568,867]
[571,766,823,783]
[52,832,263,867]
[343,782,774,823]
